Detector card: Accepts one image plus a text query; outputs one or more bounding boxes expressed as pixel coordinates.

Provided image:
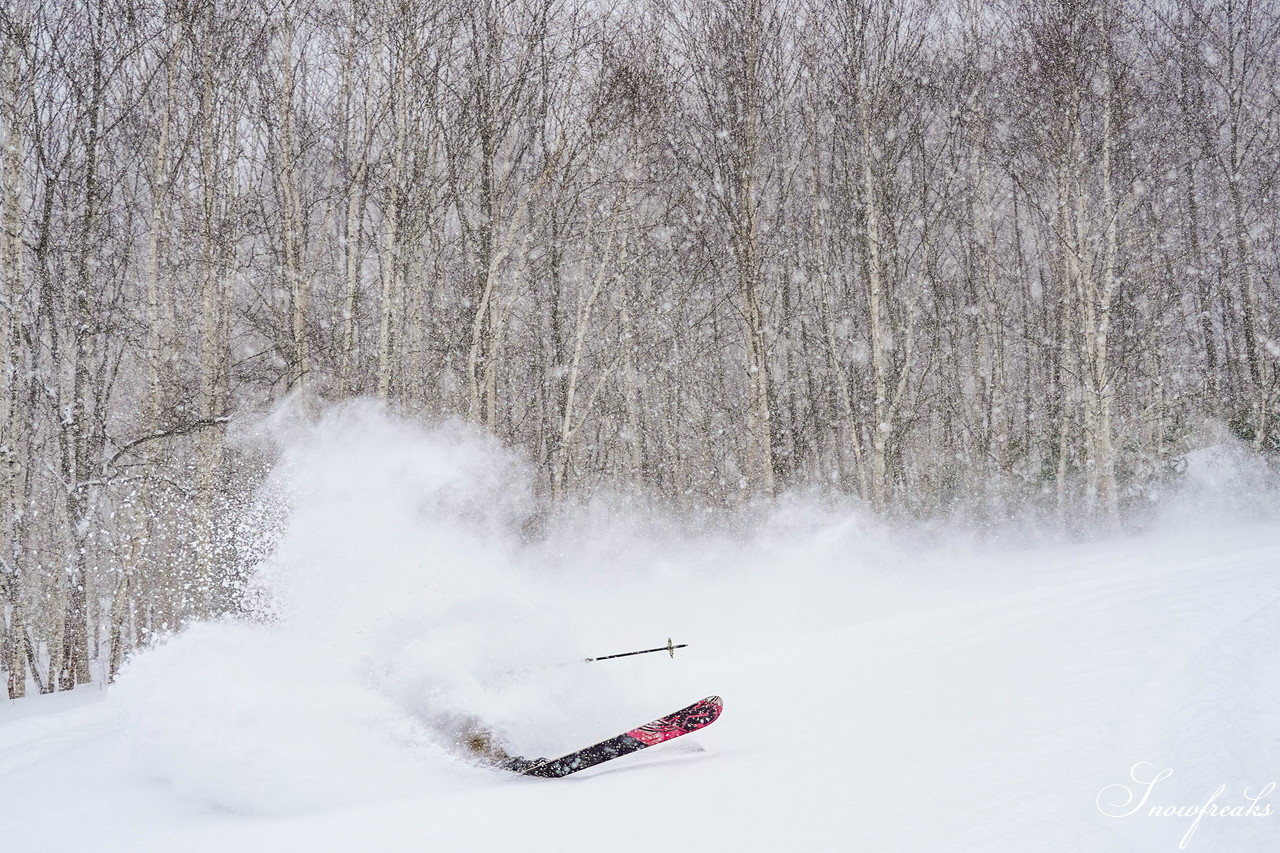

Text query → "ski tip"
[688,695,723,727]
[629,694,725,746]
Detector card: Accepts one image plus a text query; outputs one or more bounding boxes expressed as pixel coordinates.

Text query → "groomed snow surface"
[3,407,1278,852]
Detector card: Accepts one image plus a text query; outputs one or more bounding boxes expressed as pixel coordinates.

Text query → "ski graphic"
[505,695,723,778]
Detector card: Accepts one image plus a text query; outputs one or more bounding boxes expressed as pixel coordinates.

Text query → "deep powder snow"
[2,408,1278,852]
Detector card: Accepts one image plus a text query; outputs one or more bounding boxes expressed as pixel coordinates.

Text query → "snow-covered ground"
[3,409,1278,852]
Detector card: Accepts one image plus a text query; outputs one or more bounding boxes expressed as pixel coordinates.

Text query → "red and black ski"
[504,695,723,778]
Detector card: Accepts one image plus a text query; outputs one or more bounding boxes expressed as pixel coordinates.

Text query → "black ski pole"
[584,637,688,662]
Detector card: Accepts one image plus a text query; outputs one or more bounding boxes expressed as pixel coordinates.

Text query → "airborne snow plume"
[110,403,922,813]
[114,406,565,812]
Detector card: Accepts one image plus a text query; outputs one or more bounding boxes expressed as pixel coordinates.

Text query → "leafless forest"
[1,0,1277,696]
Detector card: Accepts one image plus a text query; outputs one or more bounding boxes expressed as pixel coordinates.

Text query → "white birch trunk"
[278,14,308,391]
[551,202,622,500]
[1,29,26,697]
[859,86,892,512]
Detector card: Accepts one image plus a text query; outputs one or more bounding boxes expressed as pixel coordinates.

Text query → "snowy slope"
[2,411,1277,852]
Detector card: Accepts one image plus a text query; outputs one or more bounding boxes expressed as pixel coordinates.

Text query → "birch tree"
[672,0,788,497]
[1201,0,1280,450]
[0,2,29,697]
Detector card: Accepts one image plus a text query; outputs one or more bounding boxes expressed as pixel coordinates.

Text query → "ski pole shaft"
[584,637,687,662]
